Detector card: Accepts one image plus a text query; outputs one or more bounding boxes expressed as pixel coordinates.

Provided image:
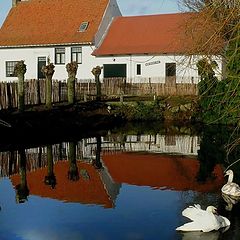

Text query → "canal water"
[0,123,240,240]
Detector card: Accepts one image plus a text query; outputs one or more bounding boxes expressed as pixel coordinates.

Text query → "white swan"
[176,204,230,232]
[221,169,240,197]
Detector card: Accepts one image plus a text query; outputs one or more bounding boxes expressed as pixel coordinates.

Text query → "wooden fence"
[0,78,198,110]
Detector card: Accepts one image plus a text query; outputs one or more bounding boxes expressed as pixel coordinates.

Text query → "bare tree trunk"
[92,66,102,101]
[42,63,55,109]
[14,61,26,112]
[66,62,78,104]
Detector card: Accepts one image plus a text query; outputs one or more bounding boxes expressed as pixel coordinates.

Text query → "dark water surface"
[0,123,240,240]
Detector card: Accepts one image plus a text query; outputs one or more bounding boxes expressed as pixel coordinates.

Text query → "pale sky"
[0,0,180,27]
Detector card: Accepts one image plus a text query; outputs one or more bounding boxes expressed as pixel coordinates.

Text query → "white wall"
[0,46,222,83]
[0,46,101,81]
[95,54,223,84]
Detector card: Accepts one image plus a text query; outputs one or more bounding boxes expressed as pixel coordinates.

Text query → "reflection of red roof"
[93,13,195,56]
[102,153,224,192]
[11,161,113,208]
[0,0,109,47]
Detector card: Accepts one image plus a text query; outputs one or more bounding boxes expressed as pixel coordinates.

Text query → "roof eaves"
[0,41,93,49]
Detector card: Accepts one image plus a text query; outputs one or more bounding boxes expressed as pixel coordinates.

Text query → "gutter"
[0,42,93,49]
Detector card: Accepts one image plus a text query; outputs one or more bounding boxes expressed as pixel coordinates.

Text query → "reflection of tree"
[68,142,79,181]
[8,150,15,176]
[197,125,240,183]
[15,149,29,204]
[92,136,103,169]
[38,147,42,168]
[44,145,56,188]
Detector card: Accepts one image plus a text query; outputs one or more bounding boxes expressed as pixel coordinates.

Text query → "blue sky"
[0,0,180,27]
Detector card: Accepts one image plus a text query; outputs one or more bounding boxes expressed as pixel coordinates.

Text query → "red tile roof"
[0,0,109,47]
[93,13,197,56]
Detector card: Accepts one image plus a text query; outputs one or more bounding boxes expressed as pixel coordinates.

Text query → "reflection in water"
[92,135,103,169]
[181,231,220,240]
[1,123,240,239]
[198,125,240,181]
[44,145,56,188]
[67,142,79,181]
[222,193,240,211]
[15,149,29,203]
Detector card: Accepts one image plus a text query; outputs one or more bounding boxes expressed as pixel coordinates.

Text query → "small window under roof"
[79,21,89,32]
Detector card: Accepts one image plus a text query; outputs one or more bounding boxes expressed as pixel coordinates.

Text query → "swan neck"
[228,172,233,183]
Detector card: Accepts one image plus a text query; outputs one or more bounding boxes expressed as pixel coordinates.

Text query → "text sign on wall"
[145,60,161,66]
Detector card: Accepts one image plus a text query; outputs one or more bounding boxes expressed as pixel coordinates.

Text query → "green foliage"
[197,58,218,96]
[197,49,240,125]
[115,100,164,121]
[226,34,240,79]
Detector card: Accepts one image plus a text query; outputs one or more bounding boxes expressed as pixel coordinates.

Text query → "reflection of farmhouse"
[101,135,200,155]
[0,0,222,83]
[0,133,224,206]
[10,161,121,208]
[102,153,224,192]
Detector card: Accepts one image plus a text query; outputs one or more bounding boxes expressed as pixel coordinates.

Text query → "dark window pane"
[166,63,176,77]
[71,46,82,64]
[6,61,19,77]
[55,48,65,64]
[137,64,141,75]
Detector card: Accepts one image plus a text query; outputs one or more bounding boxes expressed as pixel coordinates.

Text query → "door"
[165,63,176,84]
[38,57,46,79]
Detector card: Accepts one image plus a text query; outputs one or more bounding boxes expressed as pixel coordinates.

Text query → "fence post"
[36,79,41,105]
[6,83,12,109]
[66,62,78,104]
[120,92,124,104]
[14,60,26,112]
[42,63,55,109]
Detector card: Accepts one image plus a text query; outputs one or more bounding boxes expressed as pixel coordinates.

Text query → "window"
[71,46,82,64]
[136,64,141,75]
[166,63,176,77]
[55,47,65,64]
[79,22,89,32]
[6,61,19,77]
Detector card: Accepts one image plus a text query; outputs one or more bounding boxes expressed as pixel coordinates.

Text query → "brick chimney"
[12,0,21,7]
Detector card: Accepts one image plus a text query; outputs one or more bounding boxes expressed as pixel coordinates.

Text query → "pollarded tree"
[41,62,55,109]
[66,61,78,104]
[14,60,26,112]
[91,66,102,101]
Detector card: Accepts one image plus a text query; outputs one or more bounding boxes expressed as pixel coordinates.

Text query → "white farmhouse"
[0,0,121,81]
[0,0,222,84]
[93,13,223,84]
